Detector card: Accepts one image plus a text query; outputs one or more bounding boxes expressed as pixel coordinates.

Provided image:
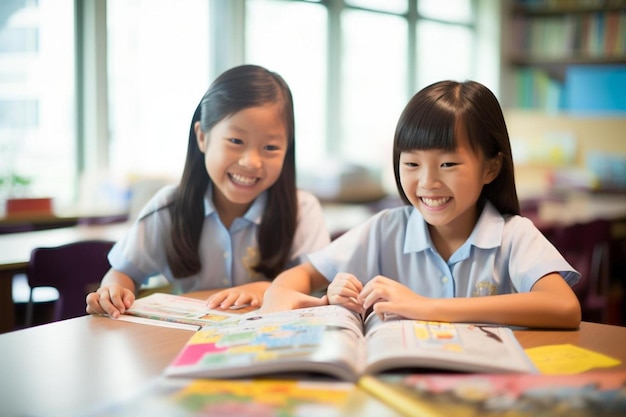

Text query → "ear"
[482,153,502,185]
[195,121,206,153]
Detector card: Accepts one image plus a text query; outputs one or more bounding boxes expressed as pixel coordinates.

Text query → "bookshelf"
[504,0,626,110]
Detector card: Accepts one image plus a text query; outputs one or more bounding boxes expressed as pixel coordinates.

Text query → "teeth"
[421,197,450,207]
[230,173,257,186]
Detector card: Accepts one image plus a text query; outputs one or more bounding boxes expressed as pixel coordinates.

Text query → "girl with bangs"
[262,80,581,329]
[87,65,330,318]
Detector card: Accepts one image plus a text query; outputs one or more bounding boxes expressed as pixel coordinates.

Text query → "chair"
[546,219,612,324]
[25,240,115,325]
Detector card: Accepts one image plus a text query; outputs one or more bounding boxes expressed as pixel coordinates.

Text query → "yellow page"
[525,343,621,374]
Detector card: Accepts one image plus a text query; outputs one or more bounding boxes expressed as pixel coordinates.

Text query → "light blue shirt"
[109,184,330,293]
[308,202,580,298]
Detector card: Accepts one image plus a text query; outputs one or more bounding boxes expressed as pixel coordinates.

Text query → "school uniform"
[109,184,330,293]
[308,201,580,297]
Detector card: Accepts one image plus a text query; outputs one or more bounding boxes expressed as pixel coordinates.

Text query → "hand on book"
[327,273,422,320]
[358,275,424,320]
[206,281,271,309]
[327,273,365,315]
[86,283,136,319]
[260,287,329,313]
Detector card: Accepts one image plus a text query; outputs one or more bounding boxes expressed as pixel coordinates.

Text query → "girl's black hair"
[166,64,297,279]
[392,80,520,215]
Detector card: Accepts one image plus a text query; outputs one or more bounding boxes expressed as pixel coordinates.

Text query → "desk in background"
[0,309,624,417]
[0,223,128,333]
[0,205,128,234]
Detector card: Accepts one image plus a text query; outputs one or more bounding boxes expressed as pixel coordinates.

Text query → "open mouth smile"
[420,197,451,208]
[229,173,259,186]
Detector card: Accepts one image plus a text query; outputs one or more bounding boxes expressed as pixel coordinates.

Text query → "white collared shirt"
[109,184,330,293]
[308,202,580,297]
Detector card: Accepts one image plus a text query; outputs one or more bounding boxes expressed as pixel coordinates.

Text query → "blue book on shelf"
[564,65,626,114]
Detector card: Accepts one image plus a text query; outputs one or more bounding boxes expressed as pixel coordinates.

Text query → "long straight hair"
[165,65,298,279]
[392,80,520,215]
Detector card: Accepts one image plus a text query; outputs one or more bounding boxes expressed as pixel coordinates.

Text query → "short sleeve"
[504,216,581,292]
[307,208,410,283]
[108,185,176,286]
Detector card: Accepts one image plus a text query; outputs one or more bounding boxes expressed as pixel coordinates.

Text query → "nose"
[418,167,441,190]
[238,149,262,169]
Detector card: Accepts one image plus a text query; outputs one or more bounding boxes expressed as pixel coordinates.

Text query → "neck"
[428,206,479,261]
[212,191,250,229]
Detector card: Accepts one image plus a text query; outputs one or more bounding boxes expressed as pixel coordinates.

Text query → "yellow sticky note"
[525,344,621,374]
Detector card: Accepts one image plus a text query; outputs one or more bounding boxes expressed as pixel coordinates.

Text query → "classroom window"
[0,0,76,206]
[4,0,481,208]
[107,0,211,183]
[418,0,473,22]
[415,20,474,89]
[345,0,408,14]
[244,0,477,193]
[340,9,407,171]
[245,0,327,169]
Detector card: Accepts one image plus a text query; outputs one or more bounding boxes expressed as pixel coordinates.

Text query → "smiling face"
[195,103,288,223]
[399,126,500,239]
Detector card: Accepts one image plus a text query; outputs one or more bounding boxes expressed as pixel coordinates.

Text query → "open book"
[117,293,256,330]
[165,305,537,381]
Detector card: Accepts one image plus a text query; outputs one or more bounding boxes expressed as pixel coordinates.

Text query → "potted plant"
[1,173,52,217]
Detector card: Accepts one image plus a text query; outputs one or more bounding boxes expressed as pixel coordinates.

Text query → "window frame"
[41,0,485,204]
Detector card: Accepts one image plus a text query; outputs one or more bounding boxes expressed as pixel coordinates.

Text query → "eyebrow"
[225,125,286,141]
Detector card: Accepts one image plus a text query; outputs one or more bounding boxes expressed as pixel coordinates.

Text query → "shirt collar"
[404,208,432,254]
[203,182,266,225]
[469,201,504,249]
[403,201,504,254]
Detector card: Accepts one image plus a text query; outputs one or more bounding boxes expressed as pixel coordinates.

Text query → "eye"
[403,162,418,167]
[228,138,243,145]
[264,144,281,151]
[441,162,458,168]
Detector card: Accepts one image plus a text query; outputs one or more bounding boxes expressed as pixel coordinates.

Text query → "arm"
[85,269,137,318]
[260,262,330,312]
[360,273,581,329]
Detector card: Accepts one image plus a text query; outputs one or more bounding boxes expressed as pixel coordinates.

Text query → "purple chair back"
[545,219,612,323]
[27,240,115,322]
